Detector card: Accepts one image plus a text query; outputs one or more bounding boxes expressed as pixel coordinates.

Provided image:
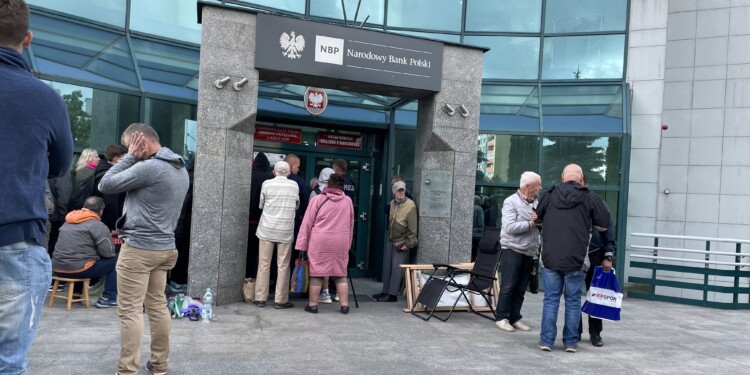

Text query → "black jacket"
[536,181,610,272]
[93,161,126,231]
[48,175,73,222]
[249,153,271,223]
[589,215,615,263]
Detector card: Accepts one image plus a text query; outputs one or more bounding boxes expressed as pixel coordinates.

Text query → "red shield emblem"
[304,87,328,116]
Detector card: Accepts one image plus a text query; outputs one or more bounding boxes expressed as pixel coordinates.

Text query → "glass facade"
[25,0,630,247]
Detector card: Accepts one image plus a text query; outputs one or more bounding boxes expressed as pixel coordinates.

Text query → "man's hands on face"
[127,132,148,160]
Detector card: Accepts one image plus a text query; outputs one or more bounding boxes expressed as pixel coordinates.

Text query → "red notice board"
[254,125,302,144]
[317,132,362,150]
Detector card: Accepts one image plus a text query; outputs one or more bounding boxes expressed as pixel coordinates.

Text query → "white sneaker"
[512,320,531,331]
[495,319,515,332]
[333,293,340,302]
[319,291,333,304]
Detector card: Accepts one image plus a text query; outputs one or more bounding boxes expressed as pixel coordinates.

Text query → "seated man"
[52,196,118,308]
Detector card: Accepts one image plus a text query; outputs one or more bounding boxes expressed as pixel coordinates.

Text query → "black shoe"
[95,297,117,308]
[371,293,386,299]
[376,294,397,302]
[340,306,349,314]
[274,302,294,309]
[304,305,318,314]
[590,333,603,347]
[255,301,266,308]
[145,360,167,375]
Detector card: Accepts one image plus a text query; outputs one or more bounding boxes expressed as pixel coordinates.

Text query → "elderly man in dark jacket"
[535,164,610,353]
[52,196,117,308]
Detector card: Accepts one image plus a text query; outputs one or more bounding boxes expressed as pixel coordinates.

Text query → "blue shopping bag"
[581,266,623,321]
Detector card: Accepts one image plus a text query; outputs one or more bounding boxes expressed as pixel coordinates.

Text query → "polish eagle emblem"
[308,91,324,108]
[279,31,305,59]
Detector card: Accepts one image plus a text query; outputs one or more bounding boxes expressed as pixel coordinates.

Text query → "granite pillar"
[189,7,259,304]
[414,45,484,265]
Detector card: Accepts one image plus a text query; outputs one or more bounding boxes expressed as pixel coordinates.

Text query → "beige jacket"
[388,198,418,249]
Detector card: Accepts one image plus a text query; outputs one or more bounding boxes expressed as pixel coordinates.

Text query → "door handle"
[359,212,368,221]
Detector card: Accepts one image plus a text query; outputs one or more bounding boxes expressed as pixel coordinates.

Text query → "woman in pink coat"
[295,173,354,314]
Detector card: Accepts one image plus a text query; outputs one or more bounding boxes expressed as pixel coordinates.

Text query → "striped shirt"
[256,176,300,243]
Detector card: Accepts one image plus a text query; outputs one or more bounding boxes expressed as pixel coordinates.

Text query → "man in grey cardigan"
[98,123,189,375]
[495,171,542,333]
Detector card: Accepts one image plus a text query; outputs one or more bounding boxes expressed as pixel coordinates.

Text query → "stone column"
[189,7,259,304]
[414,45,484,264]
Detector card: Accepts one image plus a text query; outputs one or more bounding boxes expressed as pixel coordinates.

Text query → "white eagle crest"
[308,92,324,108]
[280,31,305,59]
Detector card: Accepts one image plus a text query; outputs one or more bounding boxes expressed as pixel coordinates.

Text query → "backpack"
[68,170,106,211]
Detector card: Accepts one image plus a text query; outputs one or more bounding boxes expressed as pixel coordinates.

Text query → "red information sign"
[254,125,302,144]
[317,132,362,150]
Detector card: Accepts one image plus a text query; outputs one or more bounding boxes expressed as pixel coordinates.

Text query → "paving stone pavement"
[29,279,750,374]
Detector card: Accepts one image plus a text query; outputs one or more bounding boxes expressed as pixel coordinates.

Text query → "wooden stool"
[48,276,91,311]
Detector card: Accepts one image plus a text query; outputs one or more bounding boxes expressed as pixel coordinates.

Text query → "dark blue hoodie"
[0,46,73,247]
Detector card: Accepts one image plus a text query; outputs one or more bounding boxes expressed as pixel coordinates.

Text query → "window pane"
[311,0,384,26]
[541,85,623,132]
[542,136,621,188]
[473,187,517,228]
[463,36,539,79]
[466,0,542,32]
[394,127,416,180]
[144,99,197,160]
[478,134,539,184]
[593,191,619,226]
[542,35,625,80]
[234,0,305,14]
[130,0,201,44]
[30,14,139,89]
[389,30,461,43]
[480,85,540,132]
[544,0,627,33]
[131,38,200,100]
[43,81,140,153]
[27,0,126,27]
[387,0,462,32]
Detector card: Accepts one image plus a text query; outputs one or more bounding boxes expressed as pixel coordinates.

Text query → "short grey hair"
[519,171,541,188]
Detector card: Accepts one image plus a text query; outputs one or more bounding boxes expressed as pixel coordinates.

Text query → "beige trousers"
[255,239,292,304]
[116,243,178,375]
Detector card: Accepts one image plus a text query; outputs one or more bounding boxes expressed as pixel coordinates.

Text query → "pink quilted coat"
[295,187,354,277]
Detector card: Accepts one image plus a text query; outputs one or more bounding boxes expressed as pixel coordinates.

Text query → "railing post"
[735,242,741,305]
[651,237,659,300]
[703,240,711,305]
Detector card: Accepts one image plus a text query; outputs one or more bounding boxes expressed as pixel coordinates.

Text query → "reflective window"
[311,0,385,26]
[464,36,539,79]
[480,85,540,132]
[30,14,138,89]
[542,136,621,187]
[234,0,305,14]
[477,134,539,184]
[473,187,517,228]
[389,30,460,43]
[542,35,625,80]
[593,191,619,225]
[394,127,416,180]
[541,86,623,132]
[466,0,542,33]
[130,0,201,44]
[387,0,462,32]
[144,99,197,160]
[27,0,126,27]
[394,101,418,126]
[43,81,140,152]
[544,0,627,33]
[131,38,200,100]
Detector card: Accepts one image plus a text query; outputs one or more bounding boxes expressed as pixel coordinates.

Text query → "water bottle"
[202,288,213,323]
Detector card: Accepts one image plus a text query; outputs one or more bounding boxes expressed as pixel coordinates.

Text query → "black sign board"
[255,13,443,97]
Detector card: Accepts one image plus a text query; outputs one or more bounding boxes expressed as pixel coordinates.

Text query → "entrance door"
[310,155,372,277]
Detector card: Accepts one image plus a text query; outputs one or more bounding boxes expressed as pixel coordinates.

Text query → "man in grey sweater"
[495,171,542,333]
[98,123,189,375]
[51,196,117,308]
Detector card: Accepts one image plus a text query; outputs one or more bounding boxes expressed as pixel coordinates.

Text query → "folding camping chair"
[411,228,502,322]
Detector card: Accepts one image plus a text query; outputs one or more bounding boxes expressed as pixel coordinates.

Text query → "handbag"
[242,278,256,303]
[290,253,309,294]
[581,266,623,321]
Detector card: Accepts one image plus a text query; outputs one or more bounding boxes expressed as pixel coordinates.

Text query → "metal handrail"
[630,245,750,258]
[631,232,750,244]
[629,254,749,267]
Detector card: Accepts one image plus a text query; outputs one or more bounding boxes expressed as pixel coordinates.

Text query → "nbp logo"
[315,35,344,65]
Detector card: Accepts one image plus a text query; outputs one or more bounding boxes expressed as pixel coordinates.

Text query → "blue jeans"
[54,256,118,300]
[0,241,52,375]
[539,267,585,348]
